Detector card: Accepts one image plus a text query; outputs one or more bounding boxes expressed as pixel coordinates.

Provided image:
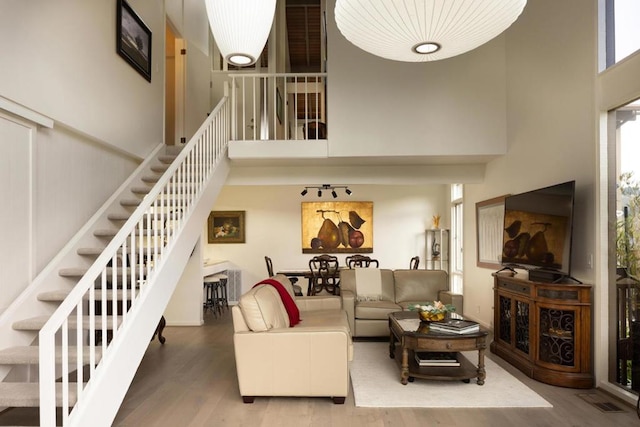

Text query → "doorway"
[165,22,185,146]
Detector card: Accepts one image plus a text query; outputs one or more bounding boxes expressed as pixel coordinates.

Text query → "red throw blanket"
[253,279,300,326]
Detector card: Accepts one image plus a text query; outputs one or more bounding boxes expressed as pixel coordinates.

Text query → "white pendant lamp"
[205,0,277,67]
[335,0,527,62]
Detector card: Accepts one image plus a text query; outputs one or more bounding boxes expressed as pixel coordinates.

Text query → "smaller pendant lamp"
[335,0,527,62]
[205,0,277,67]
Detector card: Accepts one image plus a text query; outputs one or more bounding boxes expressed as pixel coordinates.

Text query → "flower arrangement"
[409,301,455,322]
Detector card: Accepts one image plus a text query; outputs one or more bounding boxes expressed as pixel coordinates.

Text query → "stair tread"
[120,199,141,207]
[107,212,131,221]
[0,346,103,365]
[93,228,160,237]
[58,264,150,280]
[151,164,169,172]
[13,315,123,331]
[0,382,81,407]
[158,154,178,163]
[130,186,151,195]
[38,289,134,302]
[77,247,104,256]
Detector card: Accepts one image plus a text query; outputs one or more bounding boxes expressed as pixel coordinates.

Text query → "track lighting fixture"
[300,184,352,198]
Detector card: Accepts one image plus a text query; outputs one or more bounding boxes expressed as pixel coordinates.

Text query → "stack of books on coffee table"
[414,351,460,367]
[429,319,480,335]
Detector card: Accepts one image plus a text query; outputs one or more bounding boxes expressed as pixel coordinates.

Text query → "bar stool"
[203,275,221,317]
[213,273,228,313]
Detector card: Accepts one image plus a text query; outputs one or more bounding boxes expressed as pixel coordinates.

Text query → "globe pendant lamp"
[334,0,527,62]
[205,0,277,67]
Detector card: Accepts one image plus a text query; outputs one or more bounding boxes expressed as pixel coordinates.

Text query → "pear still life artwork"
[301,202,373,253]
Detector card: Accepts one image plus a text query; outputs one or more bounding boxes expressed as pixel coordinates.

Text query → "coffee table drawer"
[415,337,479,351]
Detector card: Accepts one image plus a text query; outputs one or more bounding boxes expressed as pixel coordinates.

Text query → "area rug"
[350,341,552,408]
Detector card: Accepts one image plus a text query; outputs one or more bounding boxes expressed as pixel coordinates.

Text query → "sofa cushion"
[354,268,382,301]
[393,269,449,304]
[239,285,289,331]
[340,269,396,301]
[355,300,401,320]
[255,279,301,326]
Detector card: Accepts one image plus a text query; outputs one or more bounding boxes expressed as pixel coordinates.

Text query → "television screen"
[501,181,575,276]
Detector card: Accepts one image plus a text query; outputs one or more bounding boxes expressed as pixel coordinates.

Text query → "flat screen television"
[500,181,576,281]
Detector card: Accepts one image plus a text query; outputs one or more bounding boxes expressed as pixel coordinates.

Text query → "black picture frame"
[117,0,152,82]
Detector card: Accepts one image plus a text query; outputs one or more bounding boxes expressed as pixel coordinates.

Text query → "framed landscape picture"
[301,201,373,254]
[208,211,246,244]
[117,0,152,82]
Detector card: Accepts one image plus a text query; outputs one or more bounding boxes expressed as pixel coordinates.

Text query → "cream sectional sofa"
[231,274,352,404]
[339,269,463,337]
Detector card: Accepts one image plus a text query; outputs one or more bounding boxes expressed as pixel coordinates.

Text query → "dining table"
[277,266,345,296]
[276,269,315,295]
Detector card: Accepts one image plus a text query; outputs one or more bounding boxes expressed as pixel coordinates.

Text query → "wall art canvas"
[301,201,373,253]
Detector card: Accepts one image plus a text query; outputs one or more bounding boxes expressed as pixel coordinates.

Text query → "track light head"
[301,188,308,196]
[317,190,322,197]
[331,190,338,198]
[345,188,352,195]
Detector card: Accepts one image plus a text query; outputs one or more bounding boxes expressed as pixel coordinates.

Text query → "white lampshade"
[205,0,277,66]
[335,0,527,62]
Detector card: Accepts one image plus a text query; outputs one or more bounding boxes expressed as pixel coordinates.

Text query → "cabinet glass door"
[538,306,576,368]
[515,300,530,354]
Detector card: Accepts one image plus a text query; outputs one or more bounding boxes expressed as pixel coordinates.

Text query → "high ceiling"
[286,0,322,73]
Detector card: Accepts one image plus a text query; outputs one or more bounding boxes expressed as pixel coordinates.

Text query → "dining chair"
[309,254,340,295]
[346,254,379,268]
[265,256,302,296]
[410,256,420,269]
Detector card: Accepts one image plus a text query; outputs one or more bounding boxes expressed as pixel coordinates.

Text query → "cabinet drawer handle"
[446,342,452,349]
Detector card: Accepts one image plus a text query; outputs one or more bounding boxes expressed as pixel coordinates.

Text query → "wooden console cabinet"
[491,273,593,388]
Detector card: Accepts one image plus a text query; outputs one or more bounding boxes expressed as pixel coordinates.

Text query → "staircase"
[0,95,231,426]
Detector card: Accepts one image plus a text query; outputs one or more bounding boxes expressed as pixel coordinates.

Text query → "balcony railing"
[230,73,327,142]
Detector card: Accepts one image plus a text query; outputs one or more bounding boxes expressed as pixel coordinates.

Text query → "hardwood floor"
[1,309,638,426]
[114,310,639,427]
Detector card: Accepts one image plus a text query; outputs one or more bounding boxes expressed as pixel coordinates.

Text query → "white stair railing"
[38,95,230,426]
[230,73,327,141]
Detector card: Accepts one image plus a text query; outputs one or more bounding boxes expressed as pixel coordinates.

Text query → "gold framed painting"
[208,211,245,244]
[301,201,373,253]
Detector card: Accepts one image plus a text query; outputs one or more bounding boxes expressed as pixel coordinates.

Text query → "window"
[605,0,640,67]
[611,99,640,391]
[450,184,464,294]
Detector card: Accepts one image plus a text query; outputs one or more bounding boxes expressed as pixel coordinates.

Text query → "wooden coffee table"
[388,311,488,385]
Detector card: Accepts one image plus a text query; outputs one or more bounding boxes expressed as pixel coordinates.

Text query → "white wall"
[0,0,166,158]
[0,110,139,315]
[203,184,448,294]
[0,1,213,315]
[463,0,597,328]
[324,0,507,159]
